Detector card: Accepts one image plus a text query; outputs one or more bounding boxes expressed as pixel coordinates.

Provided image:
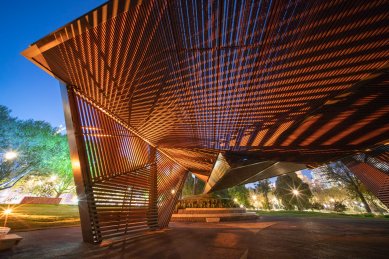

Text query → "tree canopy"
[255,179,271,210]
[0,105,74,197]
[227,185,250,207]
[274,172,312,210]
[322,162,372,213]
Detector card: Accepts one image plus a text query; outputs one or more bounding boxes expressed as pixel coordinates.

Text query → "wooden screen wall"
[62,85,188,243]
[342,146,389,208]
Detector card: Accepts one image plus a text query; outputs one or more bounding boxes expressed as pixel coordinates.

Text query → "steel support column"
[60,82,101,244]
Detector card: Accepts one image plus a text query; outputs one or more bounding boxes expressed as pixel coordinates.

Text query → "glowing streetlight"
[2,208,13,227]
[292,189,300,196]
[4,151,18,160]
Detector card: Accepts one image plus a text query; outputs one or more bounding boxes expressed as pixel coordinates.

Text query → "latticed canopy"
[23,0,389,243]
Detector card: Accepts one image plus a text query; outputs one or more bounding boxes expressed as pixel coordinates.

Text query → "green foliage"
[322,162,372,213]
[0,105,74,197]
[311,202,324,210]
[0,106,24,183]
[255,179,271,210]
[182,174,205,197]
[227,185,250,207]
[274,172,312,210]
[312,186,349,204]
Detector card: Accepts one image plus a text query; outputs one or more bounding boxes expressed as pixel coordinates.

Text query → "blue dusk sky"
[0,0,106,127]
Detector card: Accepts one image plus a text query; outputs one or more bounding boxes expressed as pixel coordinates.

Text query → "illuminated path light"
[2,208,13,228]
[21,0,389,244]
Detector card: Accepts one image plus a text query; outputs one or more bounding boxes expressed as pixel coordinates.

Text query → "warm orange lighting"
[2,207,13,227]
[3,209,12,215]
[171,189,176,194]
[72,160,80,169]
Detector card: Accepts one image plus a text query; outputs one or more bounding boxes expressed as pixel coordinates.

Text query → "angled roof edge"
[21,0,143,67]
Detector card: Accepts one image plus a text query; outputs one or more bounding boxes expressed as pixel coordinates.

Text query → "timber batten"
[24,0,389,243]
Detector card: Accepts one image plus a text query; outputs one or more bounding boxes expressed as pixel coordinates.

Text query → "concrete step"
[177,208,246,214]
[171,211,257,222]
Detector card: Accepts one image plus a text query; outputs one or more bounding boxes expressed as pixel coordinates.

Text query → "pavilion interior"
[22,0,389,243]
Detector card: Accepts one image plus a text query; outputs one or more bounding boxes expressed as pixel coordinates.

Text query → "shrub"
[311,202,324,210]
[333,201,347,212]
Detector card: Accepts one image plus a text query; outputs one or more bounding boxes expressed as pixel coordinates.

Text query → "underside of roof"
[23,0,389,190]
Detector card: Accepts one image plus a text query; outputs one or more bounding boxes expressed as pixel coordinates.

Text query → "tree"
[255,179,271,210]
[322,162,372,213]
[182,174,205,197]
[333,201,347,212]
[312,186,349,205]
[274,172,312,210]
[0,107,55,188]
[0,105,75,198]
[12,129,75,198]
[39,133,74,198]
[0,106,27,186]
[182,174,195,197]
[227,185,250,208]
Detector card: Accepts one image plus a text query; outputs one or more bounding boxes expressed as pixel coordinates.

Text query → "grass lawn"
[1,204,387,232]
[254,210,389,219]
[0,204,80,231]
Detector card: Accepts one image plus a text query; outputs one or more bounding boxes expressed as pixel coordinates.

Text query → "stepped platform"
[171,208,257,222]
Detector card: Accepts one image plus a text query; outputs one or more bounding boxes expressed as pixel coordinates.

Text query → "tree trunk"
[264,192,270,210]
[345,170,372,213]
[356,189,372,213]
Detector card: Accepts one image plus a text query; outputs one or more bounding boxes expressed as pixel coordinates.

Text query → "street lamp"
[292,189,300,196]
[4,151,18,161]
[2,208,13,227]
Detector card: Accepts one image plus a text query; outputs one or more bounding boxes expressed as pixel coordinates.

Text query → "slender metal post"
[60,82,101,244]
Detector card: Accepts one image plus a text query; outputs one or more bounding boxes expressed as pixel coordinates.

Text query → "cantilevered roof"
[23,0,389,186]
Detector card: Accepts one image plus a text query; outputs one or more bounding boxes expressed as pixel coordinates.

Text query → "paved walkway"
[2,216,389,258]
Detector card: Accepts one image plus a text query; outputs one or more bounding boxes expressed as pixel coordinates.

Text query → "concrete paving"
[2,216,389,259]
